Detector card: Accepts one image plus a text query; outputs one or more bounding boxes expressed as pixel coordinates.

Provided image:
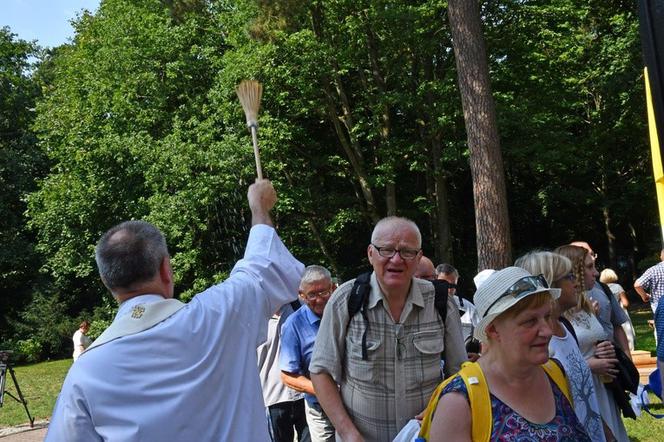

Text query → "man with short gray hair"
[280,265,336,442]
[310,217,466,441]
[46,179,304,441]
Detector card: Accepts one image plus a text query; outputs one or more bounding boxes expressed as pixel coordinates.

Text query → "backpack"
[417,359,572,442]
[347,273,453,360]
[289,300,302,312]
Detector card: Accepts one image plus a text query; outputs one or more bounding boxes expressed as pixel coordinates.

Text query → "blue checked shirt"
[636,261,664,311]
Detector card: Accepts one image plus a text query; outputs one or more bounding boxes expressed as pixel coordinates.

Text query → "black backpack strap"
[559,316,579,345]
[347,272,372,360]
[431,279,453,321]
[598,281,614,301]
[289,300,302,312]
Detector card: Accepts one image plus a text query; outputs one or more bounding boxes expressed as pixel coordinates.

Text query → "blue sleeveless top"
[440,374,592,441]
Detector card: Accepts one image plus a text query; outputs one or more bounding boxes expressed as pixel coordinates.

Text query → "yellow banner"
[645,67,664,239]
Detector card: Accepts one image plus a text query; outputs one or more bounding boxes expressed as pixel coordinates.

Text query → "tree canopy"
[1,0,658,359]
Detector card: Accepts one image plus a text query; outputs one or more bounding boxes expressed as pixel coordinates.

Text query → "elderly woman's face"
[490,301,553,365]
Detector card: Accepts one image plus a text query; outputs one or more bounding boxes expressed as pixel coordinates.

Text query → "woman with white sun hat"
[419,266,591,442]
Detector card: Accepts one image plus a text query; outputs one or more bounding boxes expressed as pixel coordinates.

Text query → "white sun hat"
[473,269,496,289]
[474,266,560,343]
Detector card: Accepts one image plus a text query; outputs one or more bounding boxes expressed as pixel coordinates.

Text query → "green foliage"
[29,0,238,307]
[87,294,117,340]
[14,338,43,364]
[0,0,657,361]
[0,27,46,337]
[11,293,76,359]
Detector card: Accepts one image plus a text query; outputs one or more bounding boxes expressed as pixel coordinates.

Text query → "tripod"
[0,352,34,427]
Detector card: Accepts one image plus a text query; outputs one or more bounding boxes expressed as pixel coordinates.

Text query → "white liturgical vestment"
[46,224,304,441]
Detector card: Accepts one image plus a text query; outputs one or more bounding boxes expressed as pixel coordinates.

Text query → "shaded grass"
[631,306,657,356]
[623,304,663,441]
[0,359,71,428]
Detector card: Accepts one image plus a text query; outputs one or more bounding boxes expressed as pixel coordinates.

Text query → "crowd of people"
[48,179,662,441]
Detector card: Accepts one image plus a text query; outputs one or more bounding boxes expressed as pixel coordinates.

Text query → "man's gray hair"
[299,265,332,289]
[370,216,422,248]
[436,263,458,278]
[95,220,169,292]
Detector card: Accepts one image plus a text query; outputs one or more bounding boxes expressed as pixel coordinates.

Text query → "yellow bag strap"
[417,359,572,442]
[418,361,492,442]
[541,359,573,407]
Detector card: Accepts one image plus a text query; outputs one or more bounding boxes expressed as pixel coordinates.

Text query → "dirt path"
[0,421,48,440]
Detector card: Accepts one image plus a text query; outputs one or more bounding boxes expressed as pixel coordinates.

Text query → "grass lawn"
[631,307,657,356]
[0,359,71,428]
[623,304,663,441]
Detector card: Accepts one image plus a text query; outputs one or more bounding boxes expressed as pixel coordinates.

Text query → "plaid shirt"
[309,273,466,441]
[636,261,664,310]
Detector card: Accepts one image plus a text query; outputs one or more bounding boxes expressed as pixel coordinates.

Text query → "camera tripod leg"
[9,367,35,427]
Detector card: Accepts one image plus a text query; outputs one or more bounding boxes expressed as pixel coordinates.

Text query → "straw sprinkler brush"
[236,80,264,179]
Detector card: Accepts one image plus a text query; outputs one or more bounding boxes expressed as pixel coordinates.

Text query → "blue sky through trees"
[2,0,100,48]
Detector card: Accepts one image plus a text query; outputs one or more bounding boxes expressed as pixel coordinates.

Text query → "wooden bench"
[632,350,658,385]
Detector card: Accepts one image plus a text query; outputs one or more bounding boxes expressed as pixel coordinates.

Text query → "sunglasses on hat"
[482,274,549,318]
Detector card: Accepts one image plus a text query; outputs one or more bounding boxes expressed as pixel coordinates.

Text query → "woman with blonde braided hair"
[516,251,604,442]
[555,245,596,314]
[554,245,627,441]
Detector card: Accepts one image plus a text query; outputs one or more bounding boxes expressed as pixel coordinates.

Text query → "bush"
[15,338,42,363]
[87,294,117,340]
[11,291,76,360]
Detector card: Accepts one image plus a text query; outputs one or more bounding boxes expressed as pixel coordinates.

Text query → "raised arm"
[248,178,276,227]
[209,179,303,338]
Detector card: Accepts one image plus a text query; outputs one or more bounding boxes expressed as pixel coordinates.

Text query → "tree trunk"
[431,136,454,264]
[448,0,512,269]
[420,54,454,265]
[310,4,381,224]
[364,22,396,217]
[281,168,340,276]
[600,172,616,266]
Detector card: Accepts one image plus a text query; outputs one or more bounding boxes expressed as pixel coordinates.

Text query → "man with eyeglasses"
[309,217,466,441]
[280,265,337,442]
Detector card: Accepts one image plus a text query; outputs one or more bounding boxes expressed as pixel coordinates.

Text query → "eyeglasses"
[561,272,575,282]
[371,244,421,260]
[300,288,333,301]
[482,274,549,318]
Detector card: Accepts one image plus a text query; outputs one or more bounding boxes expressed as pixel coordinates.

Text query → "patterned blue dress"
[440,374,592,441]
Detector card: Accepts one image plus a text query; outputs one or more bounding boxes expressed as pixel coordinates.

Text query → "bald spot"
[108,229,131,245]
[415,256,435,280]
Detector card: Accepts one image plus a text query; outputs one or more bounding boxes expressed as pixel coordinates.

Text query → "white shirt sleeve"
[231,224,304,316]
[197,224,304,348]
